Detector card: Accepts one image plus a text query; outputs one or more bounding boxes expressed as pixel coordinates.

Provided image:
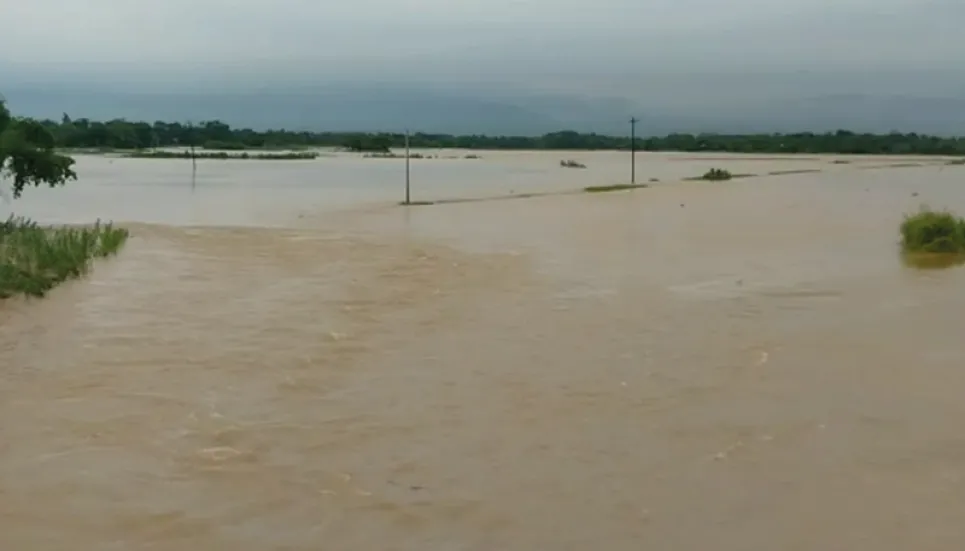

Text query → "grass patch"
[0,216,129,299]
[126,151,318,160]
[768,169,822,176]
[899,206,965,257]
[364,153,440,159]
[560,159,587,169]
[584,183,648,193]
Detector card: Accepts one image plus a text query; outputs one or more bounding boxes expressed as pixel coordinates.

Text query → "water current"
[2,151,965,550]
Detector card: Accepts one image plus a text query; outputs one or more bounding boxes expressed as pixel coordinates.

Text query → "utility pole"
[186,120,197,190]
[404,129,411,205]
[629,117,638,185]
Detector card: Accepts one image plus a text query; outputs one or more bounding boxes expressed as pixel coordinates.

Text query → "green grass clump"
[685,168,755,182]
[584,183,647,193]
[560,159,587,169]
[899,207,965,255]
[127,151,317,160]
[0,216,129,298]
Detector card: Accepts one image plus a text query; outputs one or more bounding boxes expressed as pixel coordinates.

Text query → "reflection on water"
[901,252,965,270]
[4,152,965,550]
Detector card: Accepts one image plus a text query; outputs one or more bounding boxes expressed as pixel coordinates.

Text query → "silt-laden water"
[2,151,965,550]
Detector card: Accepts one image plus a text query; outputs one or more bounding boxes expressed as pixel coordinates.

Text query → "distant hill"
[702,95,965,136]
[5,84,965,137]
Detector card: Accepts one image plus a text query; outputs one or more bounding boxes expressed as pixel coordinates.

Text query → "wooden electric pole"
[404,129,411,205]
[630,117,638,185]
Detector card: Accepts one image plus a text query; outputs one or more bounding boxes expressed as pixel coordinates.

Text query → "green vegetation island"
[39,115,965,156]
[901,207,965,254]
[1,100,130,299]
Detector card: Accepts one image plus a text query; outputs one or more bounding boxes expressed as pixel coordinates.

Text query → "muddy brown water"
[3,151,965,550]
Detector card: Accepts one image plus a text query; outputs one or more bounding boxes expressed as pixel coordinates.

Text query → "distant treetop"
[22,111,965,156]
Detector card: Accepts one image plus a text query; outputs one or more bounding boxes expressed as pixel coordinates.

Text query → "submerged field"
[4,150,959,226]
[3,151,965,550]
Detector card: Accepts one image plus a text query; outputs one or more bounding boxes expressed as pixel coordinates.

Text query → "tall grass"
[584,183,647,193]
[899,206,965,254]
[0,216,129,298]
[700,168,733,181]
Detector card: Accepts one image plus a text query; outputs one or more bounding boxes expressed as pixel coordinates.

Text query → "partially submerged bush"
[0,216,129,298]
[701,168,732,181]
[560,159,586,169]
[899,206,965,254]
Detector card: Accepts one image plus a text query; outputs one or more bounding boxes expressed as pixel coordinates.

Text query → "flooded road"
[3,151,965,550]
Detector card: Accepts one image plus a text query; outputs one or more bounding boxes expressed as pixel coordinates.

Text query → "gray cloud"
[2,0,963,116]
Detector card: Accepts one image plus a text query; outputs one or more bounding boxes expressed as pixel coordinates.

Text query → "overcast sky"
[2,0,961,96]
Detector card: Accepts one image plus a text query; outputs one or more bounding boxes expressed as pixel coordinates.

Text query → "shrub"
[899,206,965,254]
[701,168,733,181]
[584,183,646,193]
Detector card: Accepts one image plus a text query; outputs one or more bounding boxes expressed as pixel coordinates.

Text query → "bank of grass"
[364,153,483,160]
[126,151,318,160]
[768,169,822,176]
[584,183,648,193]
[899,207,965,257]
[0,216,129,298]
[200,141,311,151]
[58,146,119,155]
[364,152,432,159]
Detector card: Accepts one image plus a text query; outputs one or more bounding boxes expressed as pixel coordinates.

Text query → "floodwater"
[3,151,965,550]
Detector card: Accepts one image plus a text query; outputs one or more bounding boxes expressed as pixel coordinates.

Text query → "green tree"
[0,99,76,198]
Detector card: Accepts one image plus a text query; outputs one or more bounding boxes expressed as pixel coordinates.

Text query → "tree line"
[30,114,965,156]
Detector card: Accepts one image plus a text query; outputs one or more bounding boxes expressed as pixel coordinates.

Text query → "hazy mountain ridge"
[5,84,964,137]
